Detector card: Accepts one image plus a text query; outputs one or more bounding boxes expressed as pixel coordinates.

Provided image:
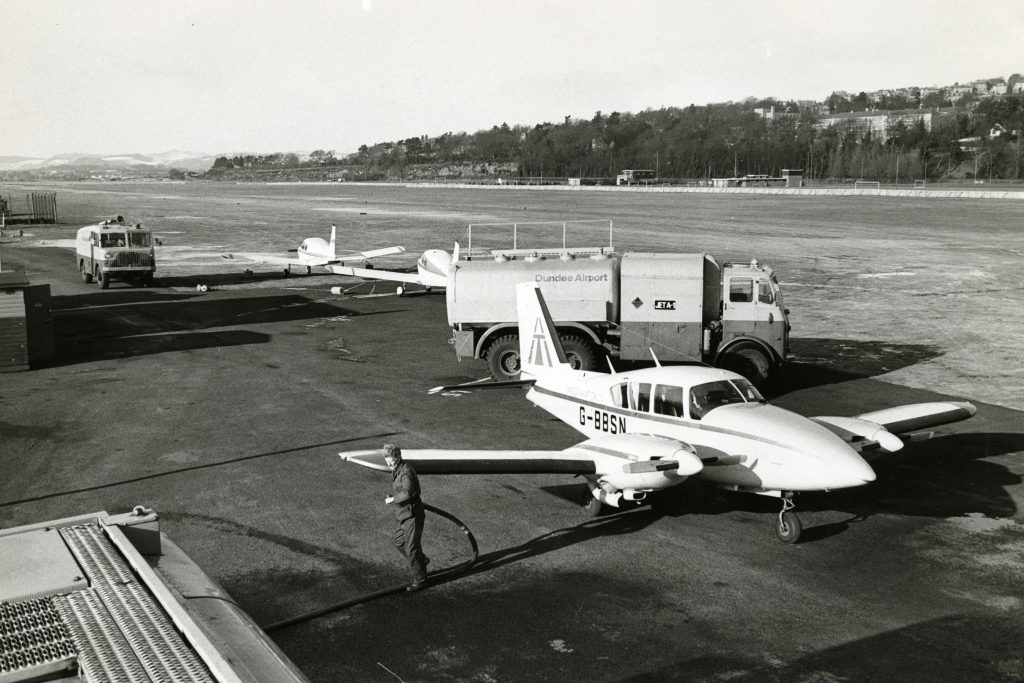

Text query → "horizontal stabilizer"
[427,378,536,394]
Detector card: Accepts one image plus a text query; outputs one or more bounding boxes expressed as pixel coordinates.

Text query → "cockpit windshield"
[689,379,766,419]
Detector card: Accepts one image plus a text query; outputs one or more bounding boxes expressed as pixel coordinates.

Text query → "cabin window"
[653,385,685,417]
[729,278,753,303]
[610,383,629,408]
[757,280,773,304]
[631,383,652,412]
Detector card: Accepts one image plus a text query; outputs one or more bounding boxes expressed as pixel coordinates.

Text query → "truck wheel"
[718,345,771,387]
[486,335,521,380]
[560,336,598,372]
[81,262,93,283]
[99,272,110,290]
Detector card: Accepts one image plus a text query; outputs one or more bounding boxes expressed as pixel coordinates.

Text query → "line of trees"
[207,95,1024,183]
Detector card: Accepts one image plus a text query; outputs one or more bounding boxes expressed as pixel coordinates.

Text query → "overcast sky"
[7,0,1024,158]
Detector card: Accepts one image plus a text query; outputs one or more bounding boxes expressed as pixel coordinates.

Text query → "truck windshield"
[100,233,127,248]
[689,379,765,419]
[128,232,151,248]
[770,274,784,307]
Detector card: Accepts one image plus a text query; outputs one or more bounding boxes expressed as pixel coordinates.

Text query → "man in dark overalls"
[383,443,429,591]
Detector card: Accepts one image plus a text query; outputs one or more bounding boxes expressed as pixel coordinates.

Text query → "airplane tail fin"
[329,225,337,259]
[516,282,571,380]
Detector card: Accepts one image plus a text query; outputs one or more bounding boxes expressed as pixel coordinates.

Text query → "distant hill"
[0,150,216,173]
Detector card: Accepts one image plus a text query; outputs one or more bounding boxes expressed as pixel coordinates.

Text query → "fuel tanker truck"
[446,247,790,387]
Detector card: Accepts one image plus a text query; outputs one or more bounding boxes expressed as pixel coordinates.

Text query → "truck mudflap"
[451,330,475,359]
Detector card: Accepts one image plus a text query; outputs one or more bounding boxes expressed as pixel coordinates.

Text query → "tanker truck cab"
[717,260,789,385]
[76,218,156,289]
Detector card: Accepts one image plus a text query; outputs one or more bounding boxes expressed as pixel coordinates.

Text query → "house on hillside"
[949,83,973,99]
[814,108,958,140]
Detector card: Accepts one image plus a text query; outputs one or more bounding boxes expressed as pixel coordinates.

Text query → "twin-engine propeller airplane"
[222,225,405,275]
[328,243,457,296]
[342,283,976,543]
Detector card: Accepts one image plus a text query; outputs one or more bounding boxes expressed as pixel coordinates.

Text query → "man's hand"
[385,496,395,505]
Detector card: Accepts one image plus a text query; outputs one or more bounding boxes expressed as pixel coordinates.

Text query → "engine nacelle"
[813,416,904,452]
[576,434,703,492]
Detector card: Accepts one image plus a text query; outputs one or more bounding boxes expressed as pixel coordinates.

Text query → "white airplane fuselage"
[297,237,333,265]
[526,366,876,495]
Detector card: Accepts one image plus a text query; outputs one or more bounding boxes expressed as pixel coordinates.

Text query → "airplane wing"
[341,434,703,477]
[223,246,405,268]
[812,401,976,460]
[853,401,976,434]
[342,448,597,474]
[221,252,304,267]
[326,265,424,285]
[341,246,406,260]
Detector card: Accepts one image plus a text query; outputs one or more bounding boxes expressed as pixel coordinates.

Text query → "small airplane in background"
[329,242,457,296]
[343,282,976,544]
[222,225,405,276]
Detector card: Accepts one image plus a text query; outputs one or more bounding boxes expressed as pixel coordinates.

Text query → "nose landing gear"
[775,493,802,543]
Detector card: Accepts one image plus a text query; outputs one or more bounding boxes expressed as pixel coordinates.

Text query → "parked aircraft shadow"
[620,613,1022,682]
[432,507,659,586]
[153,270,297,288]
[45,291,372,366]
[648,431,1023,540]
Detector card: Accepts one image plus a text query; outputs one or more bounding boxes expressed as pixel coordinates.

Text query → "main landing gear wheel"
[582,494,603,517]
[775,494,802,543]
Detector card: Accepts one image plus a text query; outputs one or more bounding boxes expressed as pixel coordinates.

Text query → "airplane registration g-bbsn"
[342,282,976,543]
[222,225,405,275]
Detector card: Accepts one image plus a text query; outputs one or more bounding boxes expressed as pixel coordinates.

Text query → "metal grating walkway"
[57,523,215,683]
[0,597,76,678]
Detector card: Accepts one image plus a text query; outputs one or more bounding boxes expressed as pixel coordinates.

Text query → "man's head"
[382,443,402,470]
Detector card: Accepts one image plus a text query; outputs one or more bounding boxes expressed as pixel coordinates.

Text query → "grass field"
[3,180,1022,411]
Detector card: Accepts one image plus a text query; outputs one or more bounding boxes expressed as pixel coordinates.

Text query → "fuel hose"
[263,502,478,633]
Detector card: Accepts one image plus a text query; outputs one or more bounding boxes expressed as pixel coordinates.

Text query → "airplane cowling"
[812,416,904,452]
[574,434,703,491]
